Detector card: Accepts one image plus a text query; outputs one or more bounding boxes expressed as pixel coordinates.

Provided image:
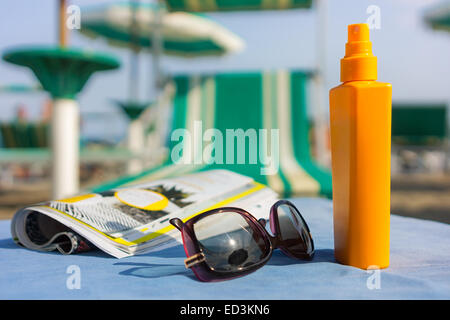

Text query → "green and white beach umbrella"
[80,2,244,175]
[425,1,450,32]
[3,46,121,199]
[163,0,312,12]
[79,2,245,56]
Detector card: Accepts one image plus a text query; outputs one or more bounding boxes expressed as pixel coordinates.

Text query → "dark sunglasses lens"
[276,203,314,257]
[193,211,270,272]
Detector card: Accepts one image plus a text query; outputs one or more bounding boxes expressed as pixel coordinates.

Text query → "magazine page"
[11,170,277,258]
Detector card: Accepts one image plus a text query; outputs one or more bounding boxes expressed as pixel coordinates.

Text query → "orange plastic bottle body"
[330,81,391,269]
[329,23,392,269]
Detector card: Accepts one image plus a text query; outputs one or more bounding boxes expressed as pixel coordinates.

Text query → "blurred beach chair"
[0,122,49,148]
[92,69,332,198]
[0,121,49,185]
[0,120,134,166]
[392,103,449,172]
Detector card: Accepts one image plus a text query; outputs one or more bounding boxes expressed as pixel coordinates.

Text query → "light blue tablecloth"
[1,198,449,299]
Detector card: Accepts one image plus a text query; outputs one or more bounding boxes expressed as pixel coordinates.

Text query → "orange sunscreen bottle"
[329,23,392,269]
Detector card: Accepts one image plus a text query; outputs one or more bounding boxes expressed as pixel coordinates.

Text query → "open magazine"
[11,170,279,258]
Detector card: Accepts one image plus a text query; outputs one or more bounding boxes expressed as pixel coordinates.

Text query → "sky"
[0,0,449,140]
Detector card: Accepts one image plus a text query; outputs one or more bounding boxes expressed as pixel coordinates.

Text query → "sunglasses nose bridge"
[257,217,279,247]
[268,233,280,249]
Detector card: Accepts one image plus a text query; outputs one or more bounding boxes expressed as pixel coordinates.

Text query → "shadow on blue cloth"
[1,234,336,266]
[1,234,336,282]
[149,246,186,258]
[149,245,336,263]
[114,248,336,281]
[267,249,336,266]
[0,238,16,249]
[115,261,195,280]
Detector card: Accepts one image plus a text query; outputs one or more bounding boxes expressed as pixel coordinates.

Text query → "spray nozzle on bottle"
[340,23,377,82]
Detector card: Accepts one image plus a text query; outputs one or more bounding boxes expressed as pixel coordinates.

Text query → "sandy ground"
[390,173,450,224]
[1,172,449,224]
[0,181,51,219]
[0,164,124,220]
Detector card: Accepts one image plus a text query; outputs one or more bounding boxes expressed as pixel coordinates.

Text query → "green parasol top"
[115,100,155,120]
[2,46,120,99]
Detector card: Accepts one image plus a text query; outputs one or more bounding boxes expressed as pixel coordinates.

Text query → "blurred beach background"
[0,0,449,223]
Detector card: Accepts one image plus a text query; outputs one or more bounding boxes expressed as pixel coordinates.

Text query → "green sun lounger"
[92,70,332,198]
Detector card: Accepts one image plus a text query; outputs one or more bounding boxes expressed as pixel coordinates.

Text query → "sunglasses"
[170,200,314,282]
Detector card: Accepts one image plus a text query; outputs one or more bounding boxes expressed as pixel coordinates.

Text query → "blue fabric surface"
[1,198,449,300]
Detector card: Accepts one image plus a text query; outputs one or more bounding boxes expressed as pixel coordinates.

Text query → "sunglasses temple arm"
[169,218,206,268]
[184,252,205,268]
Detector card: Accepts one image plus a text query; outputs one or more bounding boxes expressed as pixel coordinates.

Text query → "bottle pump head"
[340,23,377,82]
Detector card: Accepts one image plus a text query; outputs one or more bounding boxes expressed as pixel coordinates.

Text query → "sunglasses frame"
[170,200,314,282]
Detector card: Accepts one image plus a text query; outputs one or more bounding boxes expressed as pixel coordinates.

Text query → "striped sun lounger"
[92,70,332,198]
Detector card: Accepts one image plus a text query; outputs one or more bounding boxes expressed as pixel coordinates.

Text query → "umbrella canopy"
[115,100,154,120]
[163,0,312,12]
[425,2,450,32]
[79,2,244,56]
[3,47,120,99]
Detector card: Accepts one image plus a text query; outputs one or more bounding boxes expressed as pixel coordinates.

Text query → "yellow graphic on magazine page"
[114,189,169,211]
[57,193,100,203]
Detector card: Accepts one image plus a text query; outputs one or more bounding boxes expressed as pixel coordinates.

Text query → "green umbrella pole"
[129,0,140,102]
[129,50,139,101]
[313,0,329,167]
[151,5,164,93]
[59,0,69,47]
[127,118,145,174]
[115,100,151,174]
